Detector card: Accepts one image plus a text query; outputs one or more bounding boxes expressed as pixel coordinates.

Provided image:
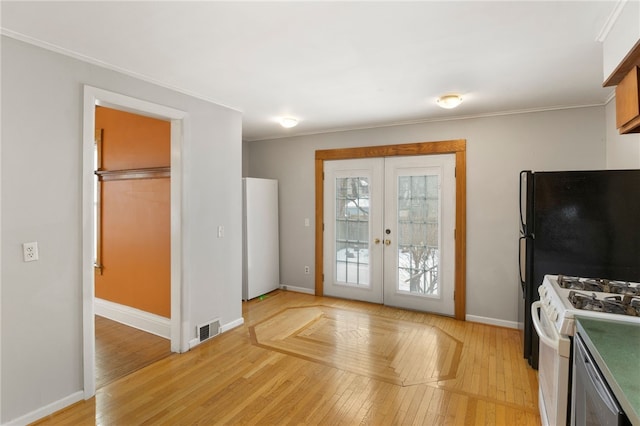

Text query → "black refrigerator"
[519,169,640,369]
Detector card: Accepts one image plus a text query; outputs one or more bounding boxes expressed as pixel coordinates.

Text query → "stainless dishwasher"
[571,333,631,426]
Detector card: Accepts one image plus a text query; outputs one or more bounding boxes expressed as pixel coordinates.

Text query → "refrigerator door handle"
[518,235,527,288]
[519,170,528,233]
[518,233,534,293]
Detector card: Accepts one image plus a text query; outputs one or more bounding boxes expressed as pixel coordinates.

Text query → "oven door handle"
[531,301,559,350]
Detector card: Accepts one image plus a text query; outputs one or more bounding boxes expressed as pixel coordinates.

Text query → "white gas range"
[538,274,640,336]
[532,274,640,426]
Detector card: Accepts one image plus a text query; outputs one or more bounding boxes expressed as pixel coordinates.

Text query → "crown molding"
[246,103,608,143]
[0,28,243,114]
[596,0,628,42]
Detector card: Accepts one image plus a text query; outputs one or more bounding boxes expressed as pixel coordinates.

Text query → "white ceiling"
[1,1,619,141]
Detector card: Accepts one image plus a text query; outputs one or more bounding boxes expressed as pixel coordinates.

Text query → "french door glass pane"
[397,174,439,295]
[335,177,370,286]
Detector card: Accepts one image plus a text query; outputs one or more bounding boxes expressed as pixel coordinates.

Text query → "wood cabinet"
[604,39,640,134]
[615,66,640,133]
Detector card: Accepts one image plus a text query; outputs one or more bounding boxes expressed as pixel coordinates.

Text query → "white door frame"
[82,86,187,399]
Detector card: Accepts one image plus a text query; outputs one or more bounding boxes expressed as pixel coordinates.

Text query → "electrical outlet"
[304,265,310,274]
[23,242,39,262]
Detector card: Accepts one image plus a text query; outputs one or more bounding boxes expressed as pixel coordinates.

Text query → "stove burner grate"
[557,275,639,296]
[568,291,640,316]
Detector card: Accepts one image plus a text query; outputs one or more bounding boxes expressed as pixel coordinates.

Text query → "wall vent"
[196,319,221,343]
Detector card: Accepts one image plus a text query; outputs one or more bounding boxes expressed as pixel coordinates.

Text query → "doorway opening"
[93,105,172,388]
[315,140,467,320]
[82,86,187,398]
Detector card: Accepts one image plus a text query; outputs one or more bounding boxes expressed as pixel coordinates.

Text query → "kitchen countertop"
[576,317,640,425]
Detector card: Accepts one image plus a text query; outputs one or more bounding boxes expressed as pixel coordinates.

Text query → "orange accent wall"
[99,106,171,170]
[95,106,171,318]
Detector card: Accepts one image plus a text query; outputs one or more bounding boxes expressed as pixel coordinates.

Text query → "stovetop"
[538,275,640,336]
[567,290,640,316]
[557,275,640,297]
[556,275,640,316]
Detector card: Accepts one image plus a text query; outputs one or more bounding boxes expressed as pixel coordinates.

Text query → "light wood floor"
[95,315,172,389]
[34,291,540,425]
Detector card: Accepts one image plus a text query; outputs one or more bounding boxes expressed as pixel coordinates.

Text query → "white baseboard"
[280,284,315,295]
[221,317,245,333]
[466,314,519,329]
[279,286,518,329]
[3,391,84,426]
[188,317,245,350]
[94,298,170,339]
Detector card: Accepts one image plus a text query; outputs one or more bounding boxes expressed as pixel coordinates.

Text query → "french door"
[323,159,384,304]
[323,154,456,315]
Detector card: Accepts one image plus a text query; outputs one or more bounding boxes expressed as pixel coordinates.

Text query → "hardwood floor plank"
[285,366,342,424]
[364,380,400,423]
[413,383,437,425]
[300,369,352,423]
[389,381,419,424]
[32,290,540,425]
[95,315,171,389]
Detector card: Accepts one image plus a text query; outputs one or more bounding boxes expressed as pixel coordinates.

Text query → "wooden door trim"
[315,140,467,321]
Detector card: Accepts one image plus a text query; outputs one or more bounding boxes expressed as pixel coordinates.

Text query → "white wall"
[1,36,243,423]
[246,107,606,326]
[602,0,640,82]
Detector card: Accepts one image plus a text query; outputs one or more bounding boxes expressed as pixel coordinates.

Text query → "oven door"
[571,334,629,426]
[531,301,571,426]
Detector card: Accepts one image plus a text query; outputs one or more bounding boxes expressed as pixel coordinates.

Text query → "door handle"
[530,301,559,350]
[374,238,381,244]
[384,239,391,246]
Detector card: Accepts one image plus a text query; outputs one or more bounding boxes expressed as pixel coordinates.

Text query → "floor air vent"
[197,319,221,343]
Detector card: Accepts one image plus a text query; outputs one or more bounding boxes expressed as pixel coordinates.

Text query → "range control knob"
[540,293,550,305]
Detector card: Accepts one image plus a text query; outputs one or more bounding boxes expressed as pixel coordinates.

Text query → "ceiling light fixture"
[279,117,299,128]
[436,94,463,109]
